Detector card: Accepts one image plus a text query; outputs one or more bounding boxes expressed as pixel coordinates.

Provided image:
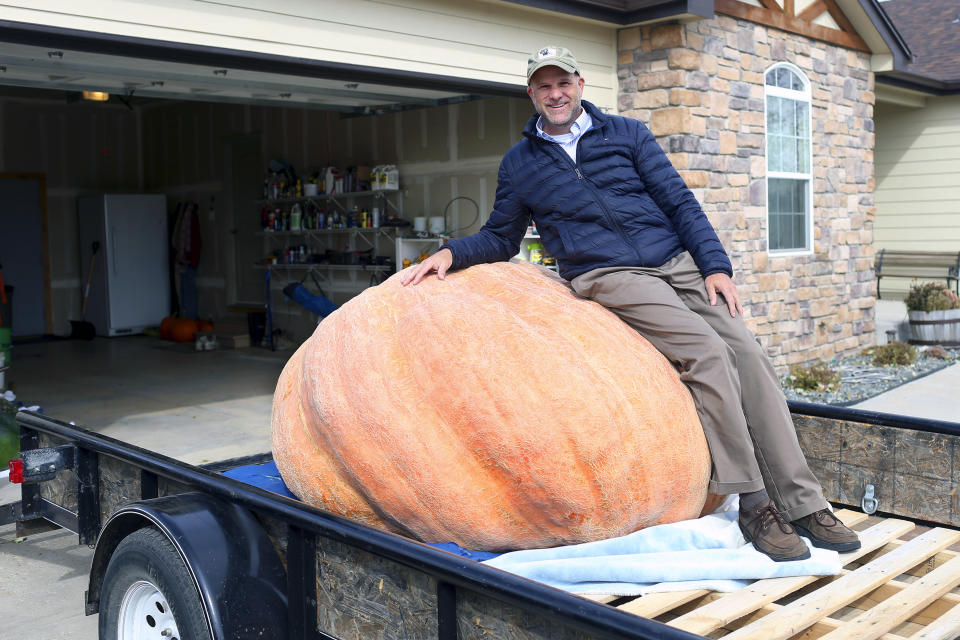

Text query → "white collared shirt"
[535,108,593,163]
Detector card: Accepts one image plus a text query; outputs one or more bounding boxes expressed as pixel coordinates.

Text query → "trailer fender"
[86,492,288,639]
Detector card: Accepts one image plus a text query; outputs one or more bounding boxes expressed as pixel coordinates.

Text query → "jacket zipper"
[560,131,645,265]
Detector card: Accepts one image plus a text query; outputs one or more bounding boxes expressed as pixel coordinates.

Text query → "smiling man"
[527,46,584,135]
[401,45,860,562]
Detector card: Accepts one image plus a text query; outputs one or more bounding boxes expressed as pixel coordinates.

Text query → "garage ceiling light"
[82,90,109,101]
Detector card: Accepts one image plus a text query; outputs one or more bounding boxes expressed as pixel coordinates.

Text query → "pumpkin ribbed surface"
[271,261,711,552]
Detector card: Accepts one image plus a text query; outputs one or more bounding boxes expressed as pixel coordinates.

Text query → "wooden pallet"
[582,510,960,640]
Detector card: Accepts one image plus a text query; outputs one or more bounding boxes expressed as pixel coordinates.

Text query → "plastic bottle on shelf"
[372,207,381,228]
[290,204,302,231]
[324,167,339,194]
[382,165,399,190]
[528,241,544,265]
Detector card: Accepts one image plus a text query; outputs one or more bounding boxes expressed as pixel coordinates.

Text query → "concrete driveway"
[1,335,291,639]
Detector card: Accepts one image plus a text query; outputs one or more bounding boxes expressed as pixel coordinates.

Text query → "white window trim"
[764,63,814,257]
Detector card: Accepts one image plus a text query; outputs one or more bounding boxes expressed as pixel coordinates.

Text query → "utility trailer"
[4,403,960,640]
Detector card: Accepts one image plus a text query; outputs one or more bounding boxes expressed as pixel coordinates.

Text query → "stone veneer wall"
[616,16,876,370]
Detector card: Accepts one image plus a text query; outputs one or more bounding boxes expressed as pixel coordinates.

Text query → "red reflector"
[8,459,24,484]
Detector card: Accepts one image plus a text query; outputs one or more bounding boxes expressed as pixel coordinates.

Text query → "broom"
[71,241,99,340]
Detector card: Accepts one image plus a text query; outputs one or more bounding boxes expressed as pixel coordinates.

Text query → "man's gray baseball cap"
[527,45,581,82]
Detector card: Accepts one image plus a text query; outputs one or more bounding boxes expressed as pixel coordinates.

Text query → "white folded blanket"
[482,497,843,596]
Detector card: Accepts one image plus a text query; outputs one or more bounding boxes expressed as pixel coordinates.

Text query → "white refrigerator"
[77,194,170,337]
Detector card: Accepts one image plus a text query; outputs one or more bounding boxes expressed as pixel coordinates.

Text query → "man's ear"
[526,85,534,100]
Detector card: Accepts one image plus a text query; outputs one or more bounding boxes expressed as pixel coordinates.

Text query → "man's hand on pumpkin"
[400,248,453,286]
[704,273,742,318]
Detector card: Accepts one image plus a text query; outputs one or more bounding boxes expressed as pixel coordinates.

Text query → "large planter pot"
[908,309,960,344]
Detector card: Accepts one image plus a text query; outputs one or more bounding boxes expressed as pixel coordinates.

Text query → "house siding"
[875,95,960,250]
[617,16,877,369]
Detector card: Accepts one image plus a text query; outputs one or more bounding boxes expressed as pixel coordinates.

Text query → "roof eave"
[498,0,713,26]
[876,73,960,97]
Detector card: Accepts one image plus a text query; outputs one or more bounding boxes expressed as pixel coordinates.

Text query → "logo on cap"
[537,47,557,59]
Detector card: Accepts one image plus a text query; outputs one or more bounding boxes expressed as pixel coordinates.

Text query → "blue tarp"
[222,460,499,561]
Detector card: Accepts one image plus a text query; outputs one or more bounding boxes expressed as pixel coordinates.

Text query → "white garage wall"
[2,0,618,111]
[0,94,142,336]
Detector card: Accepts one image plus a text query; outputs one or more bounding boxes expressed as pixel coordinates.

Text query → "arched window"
[765,64,812,254]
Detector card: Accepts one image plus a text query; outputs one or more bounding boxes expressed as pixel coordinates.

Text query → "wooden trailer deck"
[584,510,960,640]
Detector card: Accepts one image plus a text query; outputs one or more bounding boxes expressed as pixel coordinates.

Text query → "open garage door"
[0,17,540,340]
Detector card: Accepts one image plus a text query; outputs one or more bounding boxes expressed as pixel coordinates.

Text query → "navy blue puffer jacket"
[444,100,732,281]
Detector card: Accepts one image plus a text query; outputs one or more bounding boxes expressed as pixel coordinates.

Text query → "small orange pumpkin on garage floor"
[272,261,712,552]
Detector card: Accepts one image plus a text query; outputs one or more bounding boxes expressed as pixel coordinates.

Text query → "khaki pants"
[570,252,828,521]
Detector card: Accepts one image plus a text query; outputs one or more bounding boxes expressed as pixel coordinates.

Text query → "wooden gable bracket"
[715,0,870,52]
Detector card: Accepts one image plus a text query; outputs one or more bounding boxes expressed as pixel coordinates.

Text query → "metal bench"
[874,249,960,299]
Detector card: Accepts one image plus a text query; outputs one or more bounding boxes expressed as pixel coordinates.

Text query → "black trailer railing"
[10,410,706,640]
[787,399,960,437]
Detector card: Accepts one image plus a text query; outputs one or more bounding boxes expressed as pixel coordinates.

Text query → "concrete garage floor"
[0,335,293,639]
[6,335,290,462]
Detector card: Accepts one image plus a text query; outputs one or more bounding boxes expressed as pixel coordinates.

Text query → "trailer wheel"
[98,527,211,640]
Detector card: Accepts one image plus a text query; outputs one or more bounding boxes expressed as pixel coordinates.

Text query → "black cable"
[442,196,480,237]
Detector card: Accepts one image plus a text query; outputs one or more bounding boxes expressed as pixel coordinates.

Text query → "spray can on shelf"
[371,207,380,228]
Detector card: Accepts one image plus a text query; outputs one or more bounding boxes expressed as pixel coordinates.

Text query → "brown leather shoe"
[738,499,811,562]
[792,509,861,552]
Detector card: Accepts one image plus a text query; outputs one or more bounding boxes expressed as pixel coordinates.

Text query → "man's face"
[527,66,585,135]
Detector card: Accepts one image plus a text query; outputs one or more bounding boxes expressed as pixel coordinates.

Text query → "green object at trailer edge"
[0,397,19,466]
[0,327,10,368]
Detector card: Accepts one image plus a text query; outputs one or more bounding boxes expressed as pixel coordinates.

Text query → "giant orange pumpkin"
[272,262,711,551]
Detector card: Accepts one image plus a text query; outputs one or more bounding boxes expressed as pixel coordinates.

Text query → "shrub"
[925,345,950,360]
[871,341,917,366]
[905,282,960,312]
[787,360,841,392]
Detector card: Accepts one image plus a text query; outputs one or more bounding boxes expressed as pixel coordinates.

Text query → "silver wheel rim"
[118,580,181,640]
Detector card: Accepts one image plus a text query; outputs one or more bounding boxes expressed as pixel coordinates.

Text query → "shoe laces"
[758,504,795,534]
[814,509,838,526]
